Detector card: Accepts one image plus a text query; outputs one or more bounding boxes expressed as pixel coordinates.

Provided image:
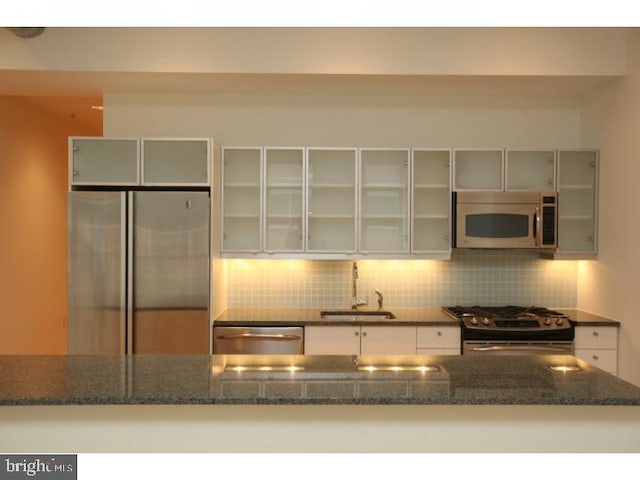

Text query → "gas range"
[442,305,575,345]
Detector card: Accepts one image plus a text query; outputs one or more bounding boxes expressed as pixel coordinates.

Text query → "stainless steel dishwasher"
[213,326,304,354]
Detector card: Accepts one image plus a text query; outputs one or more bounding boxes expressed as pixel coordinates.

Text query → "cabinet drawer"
[575,348,617,374]
[417,326,461,349]
[575,326,618,349]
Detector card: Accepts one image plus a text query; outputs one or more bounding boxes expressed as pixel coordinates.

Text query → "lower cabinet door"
[304,326,417,355]
[360,327,417,355]
[304,326,360,355]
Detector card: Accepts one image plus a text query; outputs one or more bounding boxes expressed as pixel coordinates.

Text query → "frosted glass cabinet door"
[142,138,210,186]
[70,137,139,185]
[265,148,304,252]
[557,149,598,256]
[453,149,503,191]
[307,148,357,252]
[412,149,451,253]
[359,149,410,253]
[506,150,556,191]
[222,147,262,252]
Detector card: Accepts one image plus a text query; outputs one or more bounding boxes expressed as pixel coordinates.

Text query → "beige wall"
[103,92,582,146]
[0,96,100,354]
[579,30,640,386]
[0,28,628,77]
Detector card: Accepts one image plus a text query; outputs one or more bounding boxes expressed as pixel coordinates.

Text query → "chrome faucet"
[351,262,368,310]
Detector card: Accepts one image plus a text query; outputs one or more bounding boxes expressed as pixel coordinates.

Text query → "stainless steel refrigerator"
[67,191,210,354]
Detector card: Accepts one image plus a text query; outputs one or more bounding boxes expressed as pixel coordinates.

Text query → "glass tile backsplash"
[225,250,578,309]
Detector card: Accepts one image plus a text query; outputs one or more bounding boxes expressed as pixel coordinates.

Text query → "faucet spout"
[351,261,368,310]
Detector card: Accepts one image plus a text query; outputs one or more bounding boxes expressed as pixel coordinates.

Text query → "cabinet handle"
[72,170,79,178]
[592,355,599,361]
[355,331,359,337]
[362,331,367,337]
[73,146,79,152]
[592,331,599,337]
[437,331,442,337]
[590,161,596,168]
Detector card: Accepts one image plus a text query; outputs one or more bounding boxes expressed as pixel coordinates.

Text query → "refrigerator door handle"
[119,192,127,354]
[127,191,134,355]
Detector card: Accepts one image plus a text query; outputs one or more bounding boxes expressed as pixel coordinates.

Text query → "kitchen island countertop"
[1,354,639,406]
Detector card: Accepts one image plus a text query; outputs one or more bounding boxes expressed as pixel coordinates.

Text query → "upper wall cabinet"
[555,149,599,258]
[505,150,556,191]
[264,147,305,252]
[307,148,357,253]
[453,148,556,192]
[69,136,211,188]
[453,149,503,191]
[69,137,140,186]
[359,149,410,254]
[411,149,451,254]
[141,138,210,186]
[221,146,449,259]
[221,147,262,253]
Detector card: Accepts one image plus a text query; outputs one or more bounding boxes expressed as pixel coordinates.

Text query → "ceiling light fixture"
[6,27,46,39]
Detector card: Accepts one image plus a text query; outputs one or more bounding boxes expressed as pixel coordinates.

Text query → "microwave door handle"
[534,207,540,246]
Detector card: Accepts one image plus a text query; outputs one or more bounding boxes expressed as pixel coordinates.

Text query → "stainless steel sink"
[320,310,396,320]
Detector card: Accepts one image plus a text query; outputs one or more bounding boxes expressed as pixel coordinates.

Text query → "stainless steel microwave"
[453,191,557,249]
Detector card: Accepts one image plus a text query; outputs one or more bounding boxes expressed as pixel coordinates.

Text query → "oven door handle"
[468,345,572,354]
[534,206,540,247]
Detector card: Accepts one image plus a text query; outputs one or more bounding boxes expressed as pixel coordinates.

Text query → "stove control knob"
[555,318,564,326]
[470,317,479,326]
[544,318,552,326]
[482,317,491,326]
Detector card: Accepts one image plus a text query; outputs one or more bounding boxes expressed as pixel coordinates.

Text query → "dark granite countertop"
[213,308,460,326]
[213,308,619,327]
[1,354,639,406]
[559,310,621,327]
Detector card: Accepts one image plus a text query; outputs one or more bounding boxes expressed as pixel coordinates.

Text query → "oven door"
[463,341,574,355]
[456,203,538,248]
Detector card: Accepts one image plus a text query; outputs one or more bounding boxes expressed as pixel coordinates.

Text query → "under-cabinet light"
[548,365,581,373]
[358,365,439,373]
[225,365,305,373]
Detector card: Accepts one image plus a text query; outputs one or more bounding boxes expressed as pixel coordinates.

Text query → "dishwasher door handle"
[215,333,302,341]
